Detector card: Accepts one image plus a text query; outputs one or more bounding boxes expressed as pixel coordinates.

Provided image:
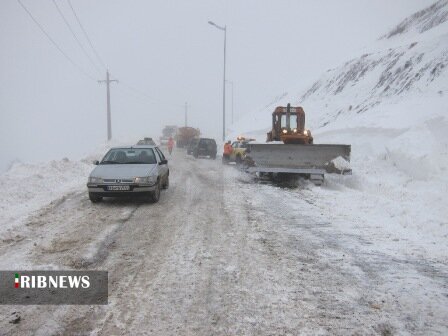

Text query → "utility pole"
[184,102,188,127]
[98,70,118,141]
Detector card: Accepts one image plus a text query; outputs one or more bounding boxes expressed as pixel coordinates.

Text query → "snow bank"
[0,141,123,235]
[0,159,91,233]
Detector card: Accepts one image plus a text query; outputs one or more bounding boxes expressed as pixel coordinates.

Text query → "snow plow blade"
[245,143,351,175]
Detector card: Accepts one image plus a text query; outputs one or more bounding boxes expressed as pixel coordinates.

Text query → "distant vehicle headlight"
[88,177,103,183]
[303,130,308,135]
[134,176,156,185]
[292,128,298,133]
[282,129,288,134]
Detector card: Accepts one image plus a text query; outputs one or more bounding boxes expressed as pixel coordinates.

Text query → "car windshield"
[200,139,215,145]
[101,148,157,164]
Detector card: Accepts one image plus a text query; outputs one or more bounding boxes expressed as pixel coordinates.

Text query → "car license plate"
[107,185,130,191]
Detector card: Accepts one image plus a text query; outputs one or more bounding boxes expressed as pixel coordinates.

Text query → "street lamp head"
[208,20,226,31]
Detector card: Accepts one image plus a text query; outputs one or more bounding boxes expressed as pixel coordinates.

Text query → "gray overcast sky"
[0,0,434,170]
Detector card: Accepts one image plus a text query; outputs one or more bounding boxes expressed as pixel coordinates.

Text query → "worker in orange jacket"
[167,137,175,155]
[222,141,232,164]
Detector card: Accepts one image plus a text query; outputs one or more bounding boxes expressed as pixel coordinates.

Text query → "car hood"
[90,164,157,179]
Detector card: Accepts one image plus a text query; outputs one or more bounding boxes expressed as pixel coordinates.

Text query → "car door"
[198,139,207,154]
[155,147,168,181]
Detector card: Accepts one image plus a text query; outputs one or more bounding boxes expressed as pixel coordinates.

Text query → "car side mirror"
[159,159,168,165]
[93,160,99,165]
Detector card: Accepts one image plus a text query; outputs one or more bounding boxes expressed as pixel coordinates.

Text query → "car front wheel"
[162,175,169,189]
[89,192,102,203]
[150,180,161,203]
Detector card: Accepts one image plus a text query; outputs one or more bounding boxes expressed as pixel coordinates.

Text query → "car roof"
[110,145,158,150]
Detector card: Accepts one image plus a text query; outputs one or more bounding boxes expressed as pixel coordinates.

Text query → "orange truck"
[176,127,200,148]
[159,125,178,146]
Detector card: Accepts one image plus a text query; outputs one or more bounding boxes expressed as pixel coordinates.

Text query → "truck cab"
[267,104,313,144]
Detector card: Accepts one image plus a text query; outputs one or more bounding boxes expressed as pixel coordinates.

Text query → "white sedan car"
[87,145,169,203]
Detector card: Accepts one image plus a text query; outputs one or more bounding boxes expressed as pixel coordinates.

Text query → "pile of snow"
[330,156,351,171]
[0,158,91,233]
[229,0,448,257]
[0,141,122,235]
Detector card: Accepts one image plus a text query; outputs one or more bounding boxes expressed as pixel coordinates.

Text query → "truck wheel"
[211,153,216,160]
[193,150,199,158]
[89,193,102,203]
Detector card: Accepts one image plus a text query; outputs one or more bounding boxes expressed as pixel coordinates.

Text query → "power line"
[60,1,185,109]
[67,0,107,70]
[16,0,96,81]
[112,75,184,107]
[45,0,185,111]
[51,0,102,75]
[120,81,166,104]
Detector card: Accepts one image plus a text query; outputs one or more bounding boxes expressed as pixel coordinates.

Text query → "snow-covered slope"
[232,0,448,136]
[381,0,448,39]
[230,0,448,258]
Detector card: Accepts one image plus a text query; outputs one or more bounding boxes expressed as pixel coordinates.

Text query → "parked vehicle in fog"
[136,137,156,145]
[190,138,217,159]
[187,138,199,155]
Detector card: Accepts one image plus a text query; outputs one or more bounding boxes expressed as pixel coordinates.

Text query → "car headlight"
[303,130,308,135]
[88,176,103,183]
[292,128,298,133]
[282,129,288,134]
[134,176,156,185]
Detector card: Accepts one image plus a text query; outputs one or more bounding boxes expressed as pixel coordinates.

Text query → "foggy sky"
[0,0,434,171]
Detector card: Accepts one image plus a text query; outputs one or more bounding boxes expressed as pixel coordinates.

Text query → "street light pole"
[226,80,234,124]
[208,21,227,142]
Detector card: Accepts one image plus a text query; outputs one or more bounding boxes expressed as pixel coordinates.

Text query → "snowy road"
[1,150,447,335]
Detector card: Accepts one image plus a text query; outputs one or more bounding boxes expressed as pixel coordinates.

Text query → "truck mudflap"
[245,143,351,175]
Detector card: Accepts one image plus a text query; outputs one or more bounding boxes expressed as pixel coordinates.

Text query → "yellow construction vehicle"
[267,105,313,144]
[227,136,256,164]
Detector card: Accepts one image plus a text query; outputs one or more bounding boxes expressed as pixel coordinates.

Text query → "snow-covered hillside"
[230,0,448,259]
[232,0,448,136]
